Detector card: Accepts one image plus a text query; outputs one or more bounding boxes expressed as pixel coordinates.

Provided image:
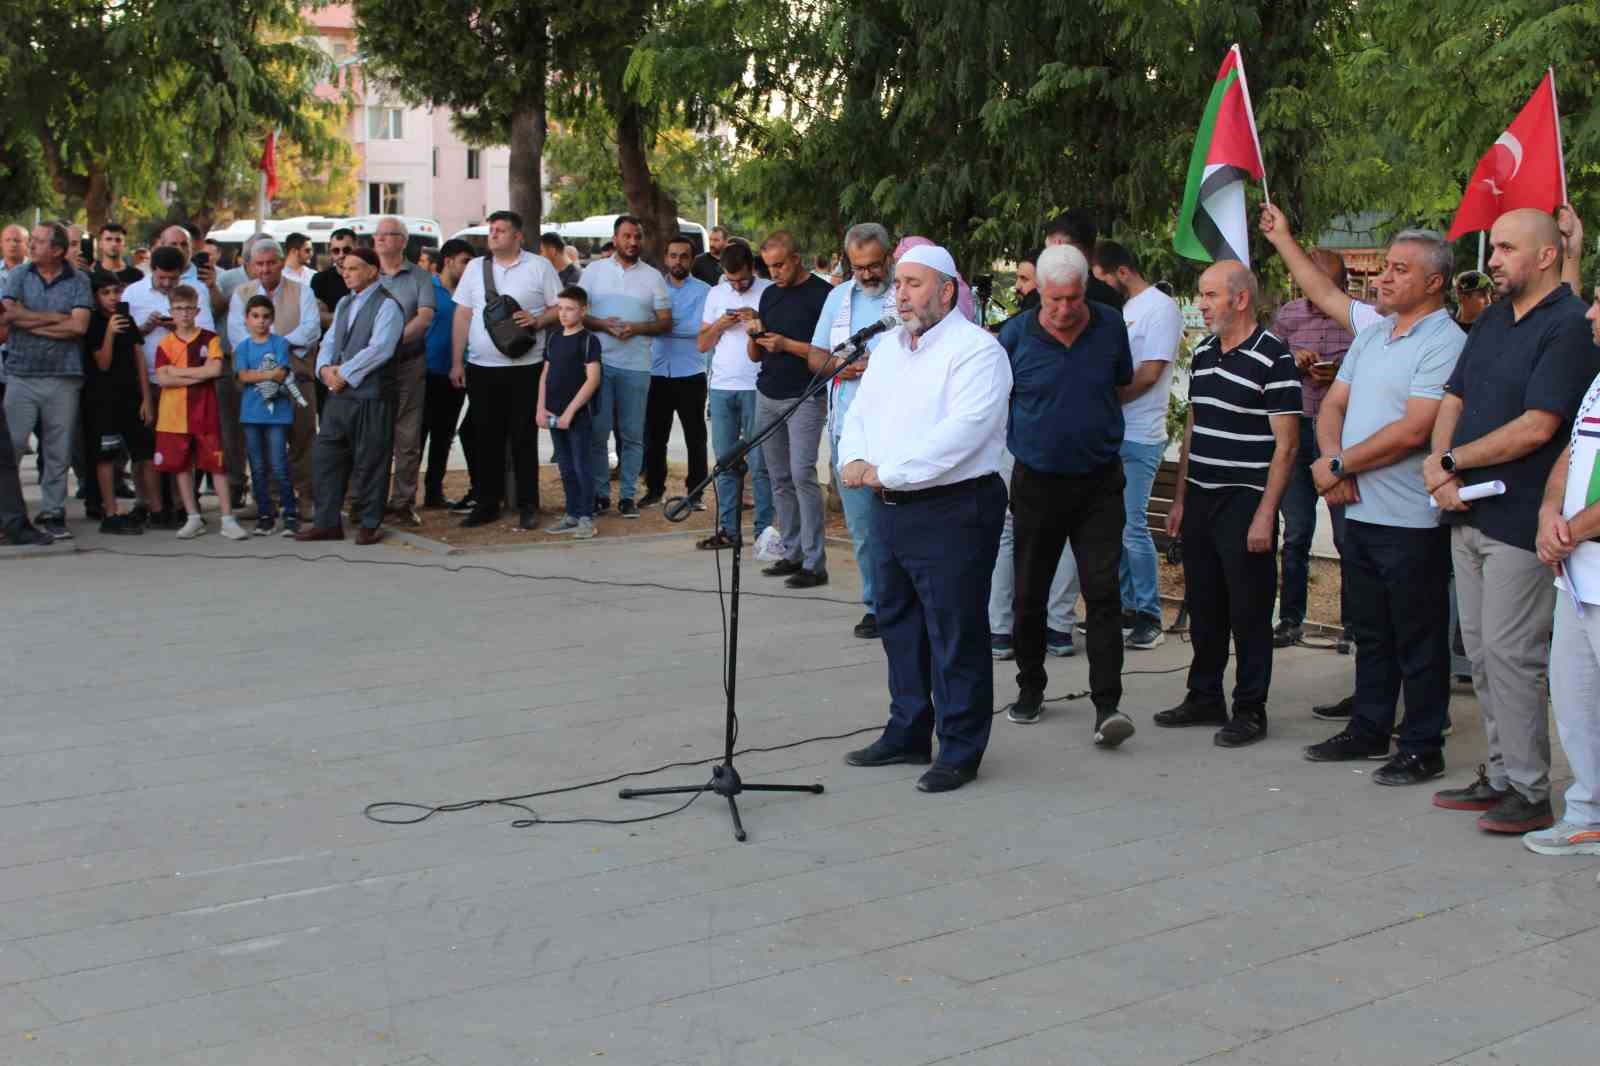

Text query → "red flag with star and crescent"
[259,130,279,200]
[1446,69,1566,241]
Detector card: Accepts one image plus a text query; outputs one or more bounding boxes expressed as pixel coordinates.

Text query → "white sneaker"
[545,515,580,535]
[176,515,206,539]
[1522,821,1600,856]
[219,515,249,541]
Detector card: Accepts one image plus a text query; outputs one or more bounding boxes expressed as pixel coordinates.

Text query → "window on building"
[368,182,404,215]
[466,148,481,180]
[432,147,438,177]
[366,107,403,140]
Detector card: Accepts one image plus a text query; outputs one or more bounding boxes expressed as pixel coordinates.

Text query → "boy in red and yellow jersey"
[153,285,246,540]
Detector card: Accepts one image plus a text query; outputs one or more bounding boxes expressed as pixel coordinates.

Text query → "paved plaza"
[3,519,1598,1066]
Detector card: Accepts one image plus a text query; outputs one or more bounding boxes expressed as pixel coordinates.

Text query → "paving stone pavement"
[3,524,1597,1066]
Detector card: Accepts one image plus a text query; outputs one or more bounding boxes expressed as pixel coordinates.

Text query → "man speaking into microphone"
[837,243,1012,793]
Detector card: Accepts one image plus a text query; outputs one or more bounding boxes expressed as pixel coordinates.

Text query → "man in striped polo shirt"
[1156,261,1301,747]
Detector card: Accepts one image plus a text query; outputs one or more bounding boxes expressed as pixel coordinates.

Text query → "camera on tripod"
[973,273,994,303]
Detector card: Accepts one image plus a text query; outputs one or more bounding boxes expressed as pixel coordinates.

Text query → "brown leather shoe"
[294,526,345,542]
[355,526,385,546]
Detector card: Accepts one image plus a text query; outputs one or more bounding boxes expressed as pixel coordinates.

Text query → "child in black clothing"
[536,286,603,539]
[84,272,156,534]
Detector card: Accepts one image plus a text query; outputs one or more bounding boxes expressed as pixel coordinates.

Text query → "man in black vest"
[296,248,403,545]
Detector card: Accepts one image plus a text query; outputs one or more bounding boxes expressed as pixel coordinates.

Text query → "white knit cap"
[896,242,958,277]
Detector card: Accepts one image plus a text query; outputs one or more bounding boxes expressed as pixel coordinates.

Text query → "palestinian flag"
[1174,45,1268,266]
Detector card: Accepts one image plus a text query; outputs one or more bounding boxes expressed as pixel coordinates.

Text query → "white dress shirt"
[316,285,403,390]
[123,275,219,382]
[836,309,1012,491]
[226,277,321,353]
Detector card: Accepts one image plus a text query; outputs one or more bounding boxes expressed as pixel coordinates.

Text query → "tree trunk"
[189,120,234,239]
[616,101,680,267]
[83,170,112,235]
[507,78,547,251]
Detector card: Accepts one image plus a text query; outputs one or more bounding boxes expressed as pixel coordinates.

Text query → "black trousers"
[313,393,392,530]
[1342,520,1453,753]
[419,372,466,500]
[644,372,708,499]
[1181,487,1277,710]
[464,362,539,514]
[1011,458,1126,712]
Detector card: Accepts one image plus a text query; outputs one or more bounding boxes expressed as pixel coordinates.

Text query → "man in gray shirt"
[1300,228,1465,785]
[1,222,92,539]
[370,216,436,525]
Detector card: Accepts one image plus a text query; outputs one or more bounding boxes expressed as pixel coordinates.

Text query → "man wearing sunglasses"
[312,228,357,333]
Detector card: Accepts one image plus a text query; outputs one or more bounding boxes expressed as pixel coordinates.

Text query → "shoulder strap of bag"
[481,255,500,301]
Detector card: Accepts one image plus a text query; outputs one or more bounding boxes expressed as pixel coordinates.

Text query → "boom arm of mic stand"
[661,340,871,523]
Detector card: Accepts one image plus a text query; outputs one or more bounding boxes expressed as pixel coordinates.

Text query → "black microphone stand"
[619,336,875,841]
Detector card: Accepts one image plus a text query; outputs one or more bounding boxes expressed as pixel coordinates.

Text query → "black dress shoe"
[785,568,828,589]
[1312,694,1355,720]
[916,766,977,793]
[844,739,931,767]
[1215,709,1268,748]
[459,508,501,528]
[853,613,879,639]
[1153,696,1229,728]
[763,558,803,577]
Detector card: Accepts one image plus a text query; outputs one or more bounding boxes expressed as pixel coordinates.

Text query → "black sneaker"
[618,499,640,519]
[1094,710,1135,749]
[4,522,55,546]
[853,613,879,639]
[1434,764,1511,811]
[1303,727,1390,762]
[459,508,501,528]
[1372,750,1445,786]
[1046,628,1075,657]
[98,514,144,536]
[1153,696,1229,728]
[1312,694,1355,720]
[129,503,150,527]
[784,568,828,589]
[1120,610,1138,638]
[1215,708,1267,748]
[990,634,1015,660]
[763,558,803,578]
[1006,691,1044,725]
[253,516,277,536]
[594,496,611,515]
[844,738,931,767]
[1478,792,1555,834]
[638,492,664,508]
[40,513,72,540]
[1125,616,1166,650]
[279,516,301,538]
[1273,621,1303,648]
[447,494,478,514]
[517,508,539,531]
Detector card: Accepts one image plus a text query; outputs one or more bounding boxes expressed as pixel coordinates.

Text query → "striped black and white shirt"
[1186,326,1300,493]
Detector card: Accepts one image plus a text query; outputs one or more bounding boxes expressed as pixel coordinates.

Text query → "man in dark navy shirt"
[997,244,1136,748]
[1424,207,1599,835]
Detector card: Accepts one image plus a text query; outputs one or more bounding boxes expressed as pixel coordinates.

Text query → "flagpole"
[1548,67,1568,204]
[1477,232,1485,272]
[1232,44,1271,205]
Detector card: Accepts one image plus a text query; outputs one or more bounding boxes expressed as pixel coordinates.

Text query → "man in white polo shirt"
[696,240,774,549]
[579,215,671,518]
[449,209,560,530]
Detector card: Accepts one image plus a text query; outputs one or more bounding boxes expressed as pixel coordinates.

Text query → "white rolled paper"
[1429,479,1507,507]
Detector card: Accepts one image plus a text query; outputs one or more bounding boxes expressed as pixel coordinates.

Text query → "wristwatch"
[1440,450,1458,474]
[1328,455,1345,478]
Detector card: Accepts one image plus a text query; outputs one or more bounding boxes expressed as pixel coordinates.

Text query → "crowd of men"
[4,202,1600,860]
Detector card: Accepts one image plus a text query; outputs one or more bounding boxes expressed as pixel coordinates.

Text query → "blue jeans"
[243,422,296,521]
[707,387,773,538]
[551,412,594,519]
[1118,438,1165,619]
[829,388,875,612]
[590,365,650,504]
[1280,416,1347,626]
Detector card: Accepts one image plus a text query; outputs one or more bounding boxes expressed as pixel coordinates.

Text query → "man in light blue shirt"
[643,235,711,508]
[1300,229,1466,786]
[579,216,672,517]
[806,222,893,639]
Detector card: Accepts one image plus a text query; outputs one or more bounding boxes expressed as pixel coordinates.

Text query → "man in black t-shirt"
[311,227,355,333]
[692,225,729,286]
[1424,208,1599,835]
[749,230,832,587]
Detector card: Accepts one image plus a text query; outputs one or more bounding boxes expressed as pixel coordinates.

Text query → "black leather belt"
[878,474,991,505]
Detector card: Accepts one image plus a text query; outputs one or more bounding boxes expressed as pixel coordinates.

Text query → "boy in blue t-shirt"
[537,285,603,539]
[234,295,303,536]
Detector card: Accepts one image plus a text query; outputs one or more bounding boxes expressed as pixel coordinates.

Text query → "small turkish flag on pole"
[1446,69,1567,241]
[259,129,279,202]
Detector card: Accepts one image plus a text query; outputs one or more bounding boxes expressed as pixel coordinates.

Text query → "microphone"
[830,310,901,353]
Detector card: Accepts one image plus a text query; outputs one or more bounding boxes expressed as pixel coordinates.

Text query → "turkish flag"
[1446,69,1567,240]
[259,129,279,201]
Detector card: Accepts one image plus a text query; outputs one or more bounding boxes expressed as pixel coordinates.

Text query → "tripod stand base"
[620,764,824,842]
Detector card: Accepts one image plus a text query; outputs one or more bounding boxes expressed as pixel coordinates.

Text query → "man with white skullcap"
[837,242,1012,792]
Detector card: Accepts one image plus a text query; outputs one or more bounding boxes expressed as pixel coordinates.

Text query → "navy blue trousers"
[870,474,1007,771]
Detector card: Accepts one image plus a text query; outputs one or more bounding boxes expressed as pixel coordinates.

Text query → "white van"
[204,216,345,264]
[448,214,709,263]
